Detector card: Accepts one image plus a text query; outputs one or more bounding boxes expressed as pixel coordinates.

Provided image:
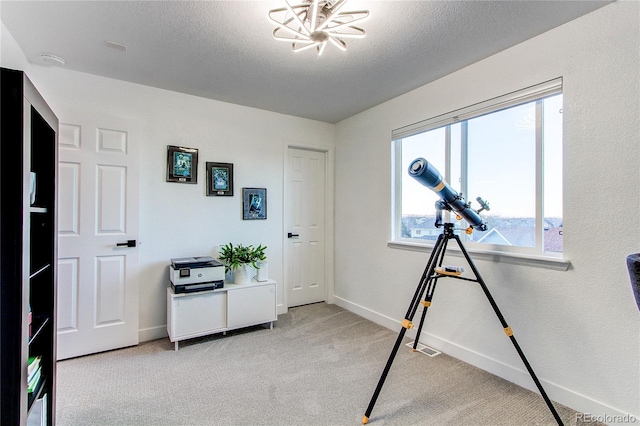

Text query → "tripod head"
[408,158,489,233]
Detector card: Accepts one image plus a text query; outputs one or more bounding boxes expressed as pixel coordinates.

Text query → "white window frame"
[390,78,570,270]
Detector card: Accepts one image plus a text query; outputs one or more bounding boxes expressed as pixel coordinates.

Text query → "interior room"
[1,1,638,425]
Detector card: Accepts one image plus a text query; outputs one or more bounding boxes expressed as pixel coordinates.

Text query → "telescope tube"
[408,158,487,232]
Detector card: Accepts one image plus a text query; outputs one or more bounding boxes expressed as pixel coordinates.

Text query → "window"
[392,79,563,257]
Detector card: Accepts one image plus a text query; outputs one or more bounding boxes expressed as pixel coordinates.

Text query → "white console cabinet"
[167,279,276,350]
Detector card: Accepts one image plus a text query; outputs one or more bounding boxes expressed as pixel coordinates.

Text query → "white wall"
[1,21,335,340]
[3,0,639,420]
[334,1,639,421]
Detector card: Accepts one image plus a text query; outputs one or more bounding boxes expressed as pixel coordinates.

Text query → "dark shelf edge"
[28,316,50,345]
[29,263,51,280]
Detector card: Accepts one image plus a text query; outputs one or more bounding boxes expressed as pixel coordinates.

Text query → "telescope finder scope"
[408,158,487,232]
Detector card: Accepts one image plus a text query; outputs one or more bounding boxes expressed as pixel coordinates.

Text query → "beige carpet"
[56,302,596,425]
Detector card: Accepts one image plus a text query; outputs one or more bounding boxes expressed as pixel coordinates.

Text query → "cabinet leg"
[174,341,179,351]
[270,321,273,330]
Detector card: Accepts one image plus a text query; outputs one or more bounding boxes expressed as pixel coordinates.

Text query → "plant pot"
[256,261,268,282]
[233,265,252,284]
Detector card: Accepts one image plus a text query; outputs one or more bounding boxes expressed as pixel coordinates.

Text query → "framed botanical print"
[167,145,198,184]
[206,162,234,196]
[242,188,267,220]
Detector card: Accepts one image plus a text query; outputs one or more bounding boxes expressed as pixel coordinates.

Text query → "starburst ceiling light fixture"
[268,0,369,56]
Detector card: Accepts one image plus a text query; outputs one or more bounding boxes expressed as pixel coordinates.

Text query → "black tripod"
[362,223,564,425]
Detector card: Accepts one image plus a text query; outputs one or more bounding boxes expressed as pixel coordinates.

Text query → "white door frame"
[281,142,335,314]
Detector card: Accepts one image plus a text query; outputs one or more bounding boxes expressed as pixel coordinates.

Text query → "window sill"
[387,240,571,271]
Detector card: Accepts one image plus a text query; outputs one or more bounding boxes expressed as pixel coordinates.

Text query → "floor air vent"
[406,341,441,357]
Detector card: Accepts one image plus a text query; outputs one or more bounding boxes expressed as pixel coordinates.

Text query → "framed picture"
[167,145,198,184]
[243,188,267,220]
[206,162,234,196]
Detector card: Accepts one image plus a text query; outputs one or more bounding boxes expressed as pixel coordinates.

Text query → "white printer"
[170,256,225,293]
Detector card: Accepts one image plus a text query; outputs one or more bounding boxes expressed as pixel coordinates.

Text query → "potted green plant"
[253,245,268,282]
[218,243,267,284]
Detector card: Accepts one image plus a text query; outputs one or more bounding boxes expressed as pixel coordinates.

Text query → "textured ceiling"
[1,1,611,123]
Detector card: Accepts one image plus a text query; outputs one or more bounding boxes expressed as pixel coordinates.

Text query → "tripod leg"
[412,238,448,351]
[362,235,447,425]
[413,236,449,352]
[454,236,564,426]
[405,234,446,325]
[411,293,434,352]
[362,326,409,425]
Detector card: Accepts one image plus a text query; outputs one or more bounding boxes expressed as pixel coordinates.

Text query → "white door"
[285,147,326,307]
[56,112,139,360]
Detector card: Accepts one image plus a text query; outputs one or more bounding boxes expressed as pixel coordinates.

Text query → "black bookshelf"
[1,67,58,426]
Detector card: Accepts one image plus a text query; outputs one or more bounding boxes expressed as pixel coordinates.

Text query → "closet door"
[285,147,327,307]
[57,112,140,360]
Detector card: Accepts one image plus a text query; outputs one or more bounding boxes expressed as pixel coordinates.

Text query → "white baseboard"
[139,325,167,343]
[277,302,287,316]
[333,296,637,423]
